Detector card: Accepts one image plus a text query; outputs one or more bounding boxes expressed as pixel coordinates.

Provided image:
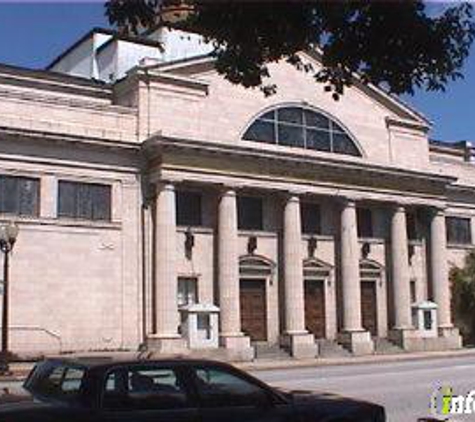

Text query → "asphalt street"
[250,355,475,421]
[1,355,474,421]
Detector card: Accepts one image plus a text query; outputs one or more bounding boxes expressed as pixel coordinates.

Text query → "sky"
[0,1,473,142]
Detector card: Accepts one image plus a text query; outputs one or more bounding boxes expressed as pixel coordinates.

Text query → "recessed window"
[446,217,472,245]
[357,208,373,238]
[301,202,321,235]
[238,196,263,231]
[242,106,361,157]
[406,212,419,240]
[0,175,39,217]
[176,191,202,227]
[410,280,417,303]
[58,181,111,221]
[177,277,198,307]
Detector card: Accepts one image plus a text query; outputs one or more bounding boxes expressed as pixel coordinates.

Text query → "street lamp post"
[0,222,19,375]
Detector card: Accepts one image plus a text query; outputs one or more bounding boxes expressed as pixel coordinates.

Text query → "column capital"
[284,193,301,204]
[216,183,243,197]
[155,181,175,194]
[430,205,447,217]
[389,203,406,214]
[218,188,237,198]
[337,196,356,208]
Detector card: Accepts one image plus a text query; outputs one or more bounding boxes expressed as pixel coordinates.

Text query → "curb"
[236,348,475,372]
[1,348,474,381]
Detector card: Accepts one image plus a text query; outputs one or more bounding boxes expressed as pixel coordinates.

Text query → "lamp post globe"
[5,222,19,246]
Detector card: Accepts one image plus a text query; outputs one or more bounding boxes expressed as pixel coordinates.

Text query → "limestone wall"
[0,140,142,356]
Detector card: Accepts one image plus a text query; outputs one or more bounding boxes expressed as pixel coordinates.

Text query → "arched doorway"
[303,258,332,339]
[239,255,275,342]
[360,260,383,337]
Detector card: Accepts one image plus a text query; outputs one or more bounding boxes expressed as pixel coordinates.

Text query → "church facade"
[0,28,473,360]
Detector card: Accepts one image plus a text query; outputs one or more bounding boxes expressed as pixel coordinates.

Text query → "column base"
[146,335,188,355]
[338,330,374,356]
[438,326,463,350]
[281,332,317,359]
[388,326,462,351]
[220,334,254,362]
[388,327,421,351]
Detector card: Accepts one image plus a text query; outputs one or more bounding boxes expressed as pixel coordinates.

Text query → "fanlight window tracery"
[242,106,361,157]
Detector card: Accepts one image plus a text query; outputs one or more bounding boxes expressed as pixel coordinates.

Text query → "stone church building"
[0,27,473,360]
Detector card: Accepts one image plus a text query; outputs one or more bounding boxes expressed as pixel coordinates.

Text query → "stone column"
[338,199,374,355]
[282,195,316,358]
[388,205,418,349]
[430,208,451,328]
[391,206,412,329]
[147,183,185,353]
[429,207,461,349]
[217,189,253,361]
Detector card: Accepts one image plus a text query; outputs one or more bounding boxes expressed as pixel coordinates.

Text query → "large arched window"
[242,106,361,157]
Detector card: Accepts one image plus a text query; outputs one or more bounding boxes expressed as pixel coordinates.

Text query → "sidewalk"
[237,347,475,371]
[2,347,475,382]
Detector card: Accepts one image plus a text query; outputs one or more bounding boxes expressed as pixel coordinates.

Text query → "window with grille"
[406,212,419,240]
[357,208,373,238]
[446,217,472,245]
[58,181,111,221]
[177,277,198,307]
[301,202,321,235]
[0,175,39,217]
[242,106,361,157]
[237,196,263,231]
[176,191,202,227]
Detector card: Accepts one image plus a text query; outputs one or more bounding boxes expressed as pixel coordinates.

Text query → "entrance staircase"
[253,342,291,361]
[316,339,351,358]
[373,337,405,355]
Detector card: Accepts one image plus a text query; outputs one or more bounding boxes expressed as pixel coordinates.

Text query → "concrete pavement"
[251,355,475,421]
[1,347,475,381]
[2,351,475,420]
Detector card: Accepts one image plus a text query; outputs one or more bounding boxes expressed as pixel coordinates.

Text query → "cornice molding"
[144,134,457,187]
[0,68,110,100]
[385,116,430,133]
[0,87,136,116]
[134,68,209,95]
[0,126,141,152]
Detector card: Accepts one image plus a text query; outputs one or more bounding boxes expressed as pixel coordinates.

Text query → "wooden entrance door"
[304,280,326,338]
[361,280,378,336]
[240,279,267,341]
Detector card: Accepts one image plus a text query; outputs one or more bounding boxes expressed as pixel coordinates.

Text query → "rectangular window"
[410,280,417,303]
[406,212,419,240]
[0,175,39,217]
[58,181,111,221]
[357,208,373,238]
[177,277,198,307]
[301,202,321,234]
[238,196,263,231]
[176,191,202,227]
[446,217,472,245]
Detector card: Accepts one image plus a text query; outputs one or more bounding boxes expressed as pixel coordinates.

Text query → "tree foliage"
[105,1,475,99]
[451,251,475,345]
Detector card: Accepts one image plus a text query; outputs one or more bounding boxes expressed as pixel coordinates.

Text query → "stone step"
[373,337,405,355]
[316,339,352,358]
[253,342,291,361]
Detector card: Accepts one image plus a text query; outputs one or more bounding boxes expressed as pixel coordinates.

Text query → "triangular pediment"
[142,52,429,126]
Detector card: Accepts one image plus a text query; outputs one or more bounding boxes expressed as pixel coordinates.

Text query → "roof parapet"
[430,139,474,163]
